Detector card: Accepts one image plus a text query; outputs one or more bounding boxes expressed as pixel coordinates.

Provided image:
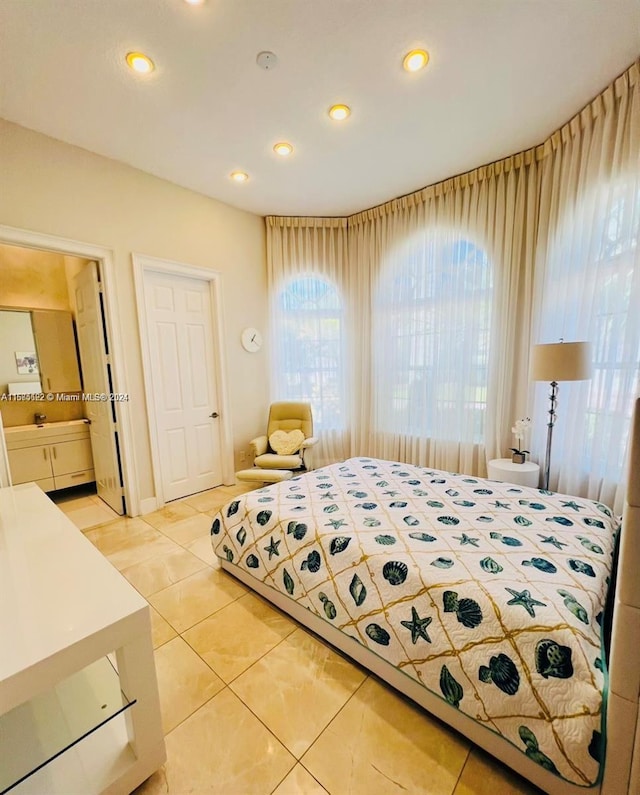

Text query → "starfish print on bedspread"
[325,519,348,530]
[453,534,480,547]
[538,534,568,550]
[400,606,433,644]
[505,588,547,618]
[264,536,281,559]
[561,500,585,511]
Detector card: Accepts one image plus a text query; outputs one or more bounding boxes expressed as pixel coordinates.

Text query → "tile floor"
[53,482,120,529]
[62,484,543,795]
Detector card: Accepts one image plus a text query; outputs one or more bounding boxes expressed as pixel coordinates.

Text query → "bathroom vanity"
[5,420,94,492]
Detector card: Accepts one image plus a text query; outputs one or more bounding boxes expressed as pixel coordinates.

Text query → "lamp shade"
[531,341,592,382]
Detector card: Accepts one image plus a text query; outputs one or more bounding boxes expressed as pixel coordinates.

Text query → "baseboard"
[138,496,158,515]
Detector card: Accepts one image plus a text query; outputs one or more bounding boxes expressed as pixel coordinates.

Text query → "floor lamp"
[531,341,592,491]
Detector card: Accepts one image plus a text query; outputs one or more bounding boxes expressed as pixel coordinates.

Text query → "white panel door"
[74,263,124,514]
[144,271,222,501]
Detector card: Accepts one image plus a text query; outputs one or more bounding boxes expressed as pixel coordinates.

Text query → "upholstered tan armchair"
[249,401,318,471]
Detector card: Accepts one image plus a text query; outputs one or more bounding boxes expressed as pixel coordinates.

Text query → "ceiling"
[1,1,638,217]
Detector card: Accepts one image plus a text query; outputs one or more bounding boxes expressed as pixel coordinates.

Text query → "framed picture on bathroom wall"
[15,352,39,375]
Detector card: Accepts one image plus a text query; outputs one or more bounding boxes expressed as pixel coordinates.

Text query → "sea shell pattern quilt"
[211,458,618,786]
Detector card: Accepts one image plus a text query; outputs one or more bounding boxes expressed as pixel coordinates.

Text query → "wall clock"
[241,327,262,353]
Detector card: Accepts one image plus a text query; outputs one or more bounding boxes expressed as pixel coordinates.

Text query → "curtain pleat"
[265,60,639,506]
[266,218,349,467]
[531,63,640,513]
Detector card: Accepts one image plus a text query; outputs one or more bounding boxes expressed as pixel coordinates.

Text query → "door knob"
[210,412,219,419]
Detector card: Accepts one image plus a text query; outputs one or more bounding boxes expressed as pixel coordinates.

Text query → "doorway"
[0,224,138,514]
[133,255,234,505]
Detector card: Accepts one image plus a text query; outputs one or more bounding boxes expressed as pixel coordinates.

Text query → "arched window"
[534,180,639,493]
[373,231,492,445]
[272,275,345,431]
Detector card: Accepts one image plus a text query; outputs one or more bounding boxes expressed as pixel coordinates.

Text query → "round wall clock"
[241,327,263,352]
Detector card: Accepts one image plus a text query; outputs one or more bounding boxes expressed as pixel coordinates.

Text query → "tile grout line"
[296,671,370,767]
[179,595,298,684]
[218,627,367,771]
[160,684,225,739]
[267,757,327,795]
[451,746,472,795]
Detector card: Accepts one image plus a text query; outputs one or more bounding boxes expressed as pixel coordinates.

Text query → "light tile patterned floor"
[54,484,120,529]
[62,484,543,795]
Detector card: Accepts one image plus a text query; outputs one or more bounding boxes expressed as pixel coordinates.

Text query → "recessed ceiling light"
[230,171,249,182]
[329,104,351,121]
[125,52,155,74]
[273,142,293,156]
[184,0,206,4]
[403,49,429,72]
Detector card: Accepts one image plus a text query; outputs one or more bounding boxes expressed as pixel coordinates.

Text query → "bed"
[211,398,640,795]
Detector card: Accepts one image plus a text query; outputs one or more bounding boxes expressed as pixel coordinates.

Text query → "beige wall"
[0,119,269,505]
[0,243,71,310]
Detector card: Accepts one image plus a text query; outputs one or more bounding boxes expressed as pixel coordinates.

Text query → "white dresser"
[0,483,165,793]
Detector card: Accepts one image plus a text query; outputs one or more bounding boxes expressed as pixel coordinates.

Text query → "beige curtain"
[531,62,640,512]
[266,217,349,467]
[348,154,540,475]
[265,59,639,505]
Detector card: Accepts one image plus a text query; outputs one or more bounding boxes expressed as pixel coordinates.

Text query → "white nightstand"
[487,458,540,488]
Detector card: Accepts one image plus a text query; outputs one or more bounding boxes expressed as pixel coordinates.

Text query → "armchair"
[250,401,317,469]
[237,401,318,484]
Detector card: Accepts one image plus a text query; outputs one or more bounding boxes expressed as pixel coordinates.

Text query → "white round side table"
[487,458,540,488]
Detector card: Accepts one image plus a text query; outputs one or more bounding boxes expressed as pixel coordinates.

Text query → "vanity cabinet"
[5,421,94,492]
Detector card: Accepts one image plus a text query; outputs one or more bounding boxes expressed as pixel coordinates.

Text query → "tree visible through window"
[273,275,344,430]
[373,232,492,444]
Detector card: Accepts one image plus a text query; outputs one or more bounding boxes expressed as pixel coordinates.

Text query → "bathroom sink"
[4,419,90,434]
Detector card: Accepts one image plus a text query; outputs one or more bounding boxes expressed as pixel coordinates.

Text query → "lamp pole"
[543,381,559,491]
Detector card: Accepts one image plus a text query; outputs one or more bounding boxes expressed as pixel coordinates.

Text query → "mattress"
[211,458,619,787]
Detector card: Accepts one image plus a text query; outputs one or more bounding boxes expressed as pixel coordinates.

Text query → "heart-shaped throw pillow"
[269,429,305,456]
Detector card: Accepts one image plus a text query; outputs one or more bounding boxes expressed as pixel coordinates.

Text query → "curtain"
[266,217,349,467]
[531,63,640,513]
[265,59,639,507]
[348,156,539,475]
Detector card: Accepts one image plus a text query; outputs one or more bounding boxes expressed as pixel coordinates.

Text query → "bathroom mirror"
[0,308,81,396]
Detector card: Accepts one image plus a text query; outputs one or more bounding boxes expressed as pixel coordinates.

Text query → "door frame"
[132,253,234,507]
[0,223,140,514]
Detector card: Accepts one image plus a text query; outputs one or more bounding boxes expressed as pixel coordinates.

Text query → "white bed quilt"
[212,458,618,786]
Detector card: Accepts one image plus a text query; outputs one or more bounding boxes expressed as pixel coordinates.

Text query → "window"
[537,180,639,483]
[272,275,345,430]
[373,231,492,444]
